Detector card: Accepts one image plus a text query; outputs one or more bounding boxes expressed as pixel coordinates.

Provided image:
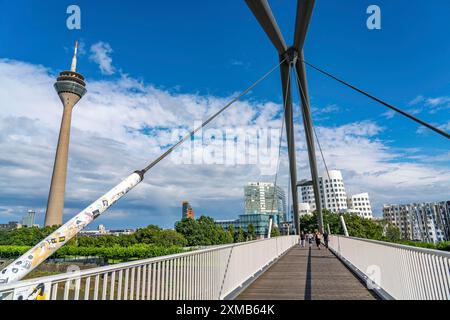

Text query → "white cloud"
[89,42,115,75]
[408,95,450,114]
[409,95,425,106]
[311,104,340,116]
[381,110,395,119]
[0,58,449,228]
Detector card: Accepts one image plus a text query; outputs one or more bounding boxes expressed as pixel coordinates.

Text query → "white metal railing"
[329,235,450,300]
[0,235,298,300]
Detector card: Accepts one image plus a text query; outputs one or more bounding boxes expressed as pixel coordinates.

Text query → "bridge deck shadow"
[236,245,377,300]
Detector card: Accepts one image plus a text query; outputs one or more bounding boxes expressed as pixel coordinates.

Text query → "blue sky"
[0,0,449,229]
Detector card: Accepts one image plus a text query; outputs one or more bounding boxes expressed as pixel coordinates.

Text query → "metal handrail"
[328,235,450,300]
[0,235,299,300]
[0,237,285,291]
[340,236,450,258]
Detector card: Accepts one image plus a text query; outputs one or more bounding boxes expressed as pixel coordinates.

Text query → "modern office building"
[347,193,373,219]
[215,214,271,239]
[215,182,285,238]
[383,201,450,243]
[182,201,195,220]
[21,210,36,227]
[244,182,286,224]
[45,41,87,227]
[298,170,348,213]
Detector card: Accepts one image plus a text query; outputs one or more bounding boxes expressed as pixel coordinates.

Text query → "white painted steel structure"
[0,235,298,300]
[329,235,450,300]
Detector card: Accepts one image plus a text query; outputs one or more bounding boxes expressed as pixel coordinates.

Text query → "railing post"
[84,277,91,300]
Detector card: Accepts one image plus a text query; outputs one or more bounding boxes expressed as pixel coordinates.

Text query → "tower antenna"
[71,41,78,72]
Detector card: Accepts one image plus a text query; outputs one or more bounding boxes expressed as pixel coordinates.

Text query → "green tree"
[0,226,58,246]
[134,225,162,244]
[175,216,233,246]
[153,230,187,247]
[323,210,342,234]
[384,223,401,242]
[299,213,317,233]
[234,227,246,243]
[227,225,235,243]
[247,224,256,241]
[271,226,280,238]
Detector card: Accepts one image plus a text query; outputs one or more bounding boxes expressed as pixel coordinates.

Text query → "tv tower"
[44,41,87,226]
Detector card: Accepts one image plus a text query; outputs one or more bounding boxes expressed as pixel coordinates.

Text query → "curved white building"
[298,170,373,218]
[347,193,373,219]
[299,170,348,213]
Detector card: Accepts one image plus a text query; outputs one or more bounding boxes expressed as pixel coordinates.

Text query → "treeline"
[300,210,450,252]
[0,216,265,260]
[0,225,187,248]
[0,244,183,260]
[300,210,401,242]
[396,240,450,251]
[175,216,233,246]
[0,226,59,246]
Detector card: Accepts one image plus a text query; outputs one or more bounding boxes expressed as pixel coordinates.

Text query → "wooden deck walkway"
[236,245,377,300]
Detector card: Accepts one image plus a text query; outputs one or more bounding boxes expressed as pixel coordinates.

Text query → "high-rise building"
[347,193,373,219]
[299,170,348,213]
[383,201,450,243]
[182,201,195,220]
[45,41,87,227]
[299,170,373,217]
[244,182,286,224]
[21,210,36,227]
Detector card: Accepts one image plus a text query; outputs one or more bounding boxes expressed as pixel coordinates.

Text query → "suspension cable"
[141,58,287,174]
[303,60,450,140]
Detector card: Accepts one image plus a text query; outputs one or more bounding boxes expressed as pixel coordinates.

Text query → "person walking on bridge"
[308,231,313,247]
[300,231,306,248]
[315,231,322,250]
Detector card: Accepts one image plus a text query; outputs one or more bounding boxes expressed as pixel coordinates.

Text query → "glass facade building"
[244,182,286,224]
[215,214,271,238]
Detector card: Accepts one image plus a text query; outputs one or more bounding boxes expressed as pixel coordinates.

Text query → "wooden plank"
[236,246,377,300]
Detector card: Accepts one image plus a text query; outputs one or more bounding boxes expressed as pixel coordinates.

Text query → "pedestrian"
[308,232,313,247]
[300,231,305,248]
[323,231,329,249]
[315,231,322,250]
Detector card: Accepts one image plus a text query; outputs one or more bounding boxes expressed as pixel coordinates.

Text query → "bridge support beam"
[280,59,300,235]
[292,0,323,233]
[295,54,324,233]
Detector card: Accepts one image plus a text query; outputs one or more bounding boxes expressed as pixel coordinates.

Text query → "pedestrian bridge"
[0,235,449,300]
[237,245,376,300]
